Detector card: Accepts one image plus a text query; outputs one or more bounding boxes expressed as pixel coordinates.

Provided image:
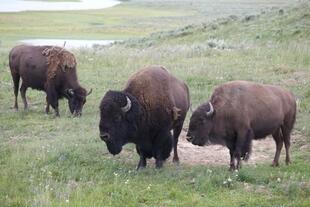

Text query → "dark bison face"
[66,88,92,116]
[99,91,133,155]
[187,102,215,146]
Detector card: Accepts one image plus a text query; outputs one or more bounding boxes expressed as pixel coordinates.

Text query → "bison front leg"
[229,149,236,171]
[45,96,50,114]
[46,84,60,117]
[154,130,173,169]
[136,146,147,170]
[137,156,147,170]
[234,128,254,170]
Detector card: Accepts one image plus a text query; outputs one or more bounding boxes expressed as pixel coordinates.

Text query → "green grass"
[0,0,310,206]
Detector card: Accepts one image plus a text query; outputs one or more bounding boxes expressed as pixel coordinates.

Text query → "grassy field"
[0,0,310,206]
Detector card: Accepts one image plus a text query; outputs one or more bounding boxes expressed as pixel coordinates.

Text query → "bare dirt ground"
[170,130,303,167]
[112,129,304,168]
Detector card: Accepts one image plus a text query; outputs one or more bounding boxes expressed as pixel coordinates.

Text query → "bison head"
[186,102,215,146]
[66,87,92,116]
[99,90,140,155]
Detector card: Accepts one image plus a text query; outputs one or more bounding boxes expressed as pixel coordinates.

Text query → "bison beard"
[99,66,190,169]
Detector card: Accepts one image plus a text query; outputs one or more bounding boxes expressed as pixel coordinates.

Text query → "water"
[0,0,120,12]
[20,39,116,48]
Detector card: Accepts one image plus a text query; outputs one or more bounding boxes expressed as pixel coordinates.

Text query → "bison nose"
[100,133,110,142]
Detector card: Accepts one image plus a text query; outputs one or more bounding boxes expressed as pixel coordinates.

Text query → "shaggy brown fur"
[125,66,189,128]
[42,47,76,80]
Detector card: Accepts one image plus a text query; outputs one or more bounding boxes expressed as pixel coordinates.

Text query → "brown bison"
[186,81,296,170]
[99,66,190,169]
[9,45,92,116]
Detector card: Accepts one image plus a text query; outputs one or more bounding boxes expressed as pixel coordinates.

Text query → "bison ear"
[65,88,75,97]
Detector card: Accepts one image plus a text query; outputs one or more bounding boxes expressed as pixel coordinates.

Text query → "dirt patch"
[171,130,302,167]
[106,130,304,168]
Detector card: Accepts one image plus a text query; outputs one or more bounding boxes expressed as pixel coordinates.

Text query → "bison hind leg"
[281,126,292,165]
[241,136,252,161]
[20,83,28,110]
[271,128,283,167]
[10,71,20,110]
[172,124,184,163]
[235,128,254,169]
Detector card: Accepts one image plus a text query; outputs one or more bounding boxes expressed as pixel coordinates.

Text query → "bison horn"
[121,96,131,113]
[87,88,93,96]
[67,89,74,96]
[206,102,214,117]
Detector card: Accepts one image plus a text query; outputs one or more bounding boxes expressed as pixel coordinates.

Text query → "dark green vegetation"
[0,0,309,206]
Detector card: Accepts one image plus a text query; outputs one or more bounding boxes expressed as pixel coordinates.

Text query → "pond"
[20,39,116,48]
[0,0,120,12]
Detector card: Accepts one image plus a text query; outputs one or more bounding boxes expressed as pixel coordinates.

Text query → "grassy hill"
[0,0,309,206]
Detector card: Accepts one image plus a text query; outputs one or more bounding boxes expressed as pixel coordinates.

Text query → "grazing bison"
[186,81,296,170]
[99,66,190,169]
[9,45,92,116]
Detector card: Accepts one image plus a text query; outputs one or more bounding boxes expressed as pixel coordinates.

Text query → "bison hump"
[125,67,176,124]
[42,47,76,79]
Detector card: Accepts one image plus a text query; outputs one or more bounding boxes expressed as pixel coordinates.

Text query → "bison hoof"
[155,160,163,169]
[285,160,291,165]
[271,162,279,167]
[172,156,180,164]
[11,106,18,111]
[136,159,147,170]
[136,165,145,171]
[229,165,236,171]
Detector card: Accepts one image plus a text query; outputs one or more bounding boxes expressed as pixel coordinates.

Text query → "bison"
[99,66,190,169]
[186,81,296,170]
[9,45,92,116]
